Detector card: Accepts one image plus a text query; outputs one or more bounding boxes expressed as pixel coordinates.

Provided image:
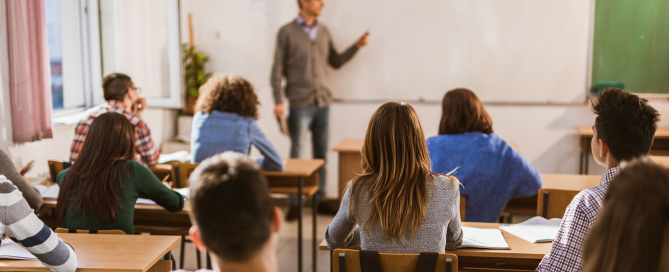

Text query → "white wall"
[180,0,669,198]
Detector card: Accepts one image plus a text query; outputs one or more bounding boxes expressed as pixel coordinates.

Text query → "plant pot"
[185,95,198,115]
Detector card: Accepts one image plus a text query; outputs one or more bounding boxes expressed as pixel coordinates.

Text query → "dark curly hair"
[195,75,259,119]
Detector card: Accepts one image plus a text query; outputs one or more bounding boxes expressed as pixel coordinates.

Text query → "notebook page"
[458,227,510,249]
[500,216,562,243]
[0,239,37,260]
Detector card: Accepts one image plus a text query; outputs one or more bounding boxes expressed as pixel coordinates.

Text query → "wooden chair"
[333,249,457,272]
[47,160,71,183]
[54,228,126,235]
[170,162,199,188]
[537,188,581,218]
[459,195,466,221]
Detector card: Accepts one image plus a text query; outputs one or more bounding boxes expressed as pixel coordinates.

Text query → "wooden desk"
[577,126,669,174]
[0,234,179,272]
[650,155,669,169]
[320,222,551,271]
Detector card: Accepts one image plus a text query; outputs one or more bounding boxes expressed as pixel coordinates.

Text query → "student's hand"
[355,34,369,49]
[274,104,285,118]
[132,98,147,118]
[162,181,173,189]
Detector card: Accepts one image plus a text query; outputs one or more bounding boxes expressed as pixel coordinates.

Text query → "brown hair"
[188,152,273,262]
[102,73,134,102]
[583,159,669,272]
[57,112,135,226]
[438,88,493,135]
[592,88,660,161]
[195,74,259,119]
[349,102,448,242]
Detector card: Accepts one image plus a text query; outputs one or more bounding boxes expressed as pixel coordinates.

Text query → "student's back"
[326,102,463,253]
[190,75,283,171]
[427,132,540,222]
[57,113,183,235]
[427,89,541,222]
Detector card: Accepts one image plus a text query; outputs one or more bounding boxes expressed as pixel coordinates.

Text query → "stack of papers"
[33,185,59,199]
[500,216,562,243]
[458,227,510,249]
[137,188,190,205]
[0,239,37,260]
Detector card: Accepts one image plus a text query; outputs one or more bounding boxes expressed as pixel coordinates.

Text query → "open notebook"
[0,239,37,260]
[158,151,191,164]
[500,216,562,243]
[458,226,510,249]
[136,188,190,205]
[33,185,59,200]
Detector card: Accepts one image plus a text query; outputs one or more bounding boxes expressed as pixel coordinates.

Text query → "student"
[325,102,463,253]
[583,159,669,272]
[426,88,542,222]
[536,88,660,271]
[0,149,42,209]
[172,152,282,272]
[0,175,77,271]
[57,112,184,234]
[191,74,283,171]
[70,73,159,167]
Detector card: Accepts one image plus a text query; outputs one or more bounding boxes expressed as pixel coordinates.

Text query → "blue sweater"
[191,111,284,171]
[426,132,541,222]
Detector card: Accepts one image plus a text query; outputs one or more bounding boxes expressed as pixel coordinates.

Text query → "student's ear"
[599,139,609,158]
[189,226,207,251]
[271,207,282,234]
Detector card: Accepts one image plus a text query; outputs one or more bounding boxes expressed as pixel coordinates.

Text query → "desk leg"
[313,192,318,272]
[298,176,303,272]
[330,250,333,272]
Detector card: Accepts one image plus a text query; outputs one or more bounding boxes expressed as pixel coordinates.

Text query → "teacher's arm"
[326,27,367,69]
[271,30,288,117]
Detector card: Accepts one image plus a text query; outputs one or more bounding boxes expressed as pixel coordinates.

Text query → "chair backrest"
[170,162,200,188]
[536,189,581,218]
[54,228,126,235]
[333,249,458,272]
[48,160,72,183]
[459,195,466,221]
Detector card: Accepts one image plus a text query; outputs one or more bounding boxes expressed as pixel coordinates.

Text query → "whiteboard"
[181,0,592,104]
[319,0,593,103]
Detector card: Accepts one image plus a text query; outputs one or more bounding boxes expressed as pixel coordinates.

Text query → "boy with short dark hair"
[173,152,282,272]
[536,88,660,271]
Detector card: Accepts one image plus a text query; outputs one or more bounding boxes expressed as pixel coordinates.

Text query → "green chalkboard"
[591,0,669,95]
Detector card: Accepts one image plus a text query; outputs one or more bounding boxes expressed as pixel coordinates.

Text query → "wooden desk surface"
[650,155,669,168]
[41,199,192,215]
[320,223,551,259]
[577,126,669,138]
[0,234,180,271]
[540,173,602,191]
[262,159,324,177]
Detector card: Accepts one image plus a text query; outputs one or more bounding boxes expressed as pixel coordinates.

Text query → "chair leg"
[179,236,186,269]
[196,248,201,268]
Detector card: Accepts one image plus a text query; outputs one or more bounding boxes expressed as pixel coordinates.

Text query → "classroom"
[0,0,668,271]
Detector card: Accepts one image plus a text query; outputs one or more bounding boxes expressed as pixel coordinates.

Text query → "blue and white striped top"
[0,175,77,271]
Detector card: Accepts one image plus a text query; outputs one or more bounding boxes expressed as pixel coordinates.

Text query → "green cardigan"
[56,160,184,234]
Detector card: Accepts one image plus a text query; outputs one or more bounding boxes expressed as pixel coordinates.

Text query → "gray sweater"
[0,150,42,209]
[325,175,463,253]
[271,20,358,108]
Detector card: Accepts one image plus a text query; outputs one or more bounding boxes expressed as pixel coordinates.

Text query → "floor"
[170,205,334,272]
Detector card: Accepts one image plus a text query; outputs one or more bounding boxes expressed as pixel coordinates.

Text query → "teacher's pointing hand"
[356,34,369,49]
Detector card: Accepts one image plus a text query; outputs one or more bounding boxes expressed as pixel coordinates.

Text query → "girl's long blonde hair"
[349,102,437,242]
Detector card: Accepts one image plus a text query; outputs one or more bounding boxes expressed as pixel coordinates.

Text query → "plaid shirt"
[70,100,159,166]
[536,167,619,272]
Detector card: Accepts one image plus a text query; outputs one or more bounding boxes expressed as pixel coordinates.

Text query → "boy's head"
[590,88,660,167]
[102,73,139,104]
[188,152,282,265]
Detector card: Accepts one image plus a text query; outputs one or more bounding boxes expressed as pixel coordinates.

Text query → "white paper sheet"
[500,216,562,243]
[34,185,59,200]
[0,239,37,260]
[158,151,191,164]
[458,227,510,249]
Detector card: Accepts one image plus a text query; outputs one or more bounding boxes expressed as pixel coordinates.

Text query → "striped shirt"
[69,100,159,166]
[0,175,77,271]
[535,167,619,272]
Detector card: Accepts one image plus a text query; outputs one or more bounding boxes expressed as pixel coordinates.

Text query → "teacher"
[271,0,369,220]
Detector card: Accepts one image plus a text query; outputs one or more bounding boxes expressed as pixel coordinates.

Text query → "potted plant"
[182,43,211,115]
